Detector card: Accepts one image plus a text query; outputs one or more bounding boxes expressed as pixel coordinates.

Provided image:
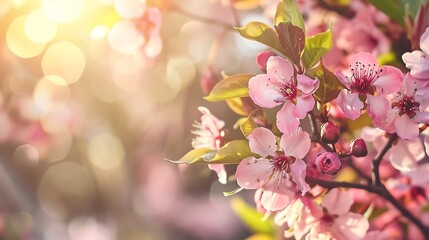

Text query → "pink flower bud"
[350,138,368,157]
[315,152,341,175]
[256,51,277,72]
[200,69,219,95]
[320,121,340,144]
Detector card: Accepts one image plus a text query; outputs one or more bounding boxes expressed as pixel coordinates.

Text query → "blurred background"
[0,0,271,239]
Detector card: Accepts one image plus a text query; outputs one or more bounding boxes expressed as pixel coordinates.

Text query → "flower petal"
[420,27,429,55]
[290,158,310,195]
[321,188,353,215]
[402,51,429,79]
[114,0,145,19]
[248,127,277,157]
[350,52,377,66]
[261,185,295,211]
[108,21,144,55]
[393,114,419,140]
[266,56,294,83]
[276,102,300,134]
[297,75,319,95]
[280,127,311,159]
[249,74,284,108]
[332,212,369,240]
[389,138,424,172]
[294,95,315,119]
[366,95,389,124]
[373,66,403,94]
[236,157,272,189]
[208,164,227,184]
[336,90,363,120]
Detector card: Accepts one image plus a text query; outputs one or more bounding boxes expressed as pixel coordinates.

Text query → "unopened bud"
[315,152,341,175]
[256,51,277,72]
[200,69,219,95]
[321,121,340,144]
[350,138,368,157]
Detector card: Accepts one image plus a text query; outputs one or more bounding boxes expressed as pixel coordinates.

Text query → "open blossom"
[109,0,162,57]
[378,74,429,140]
[235,127,311,211]
[249,56,318,134]
[192,107,227,184]
[336,52,403,122]
[402,27,429,79]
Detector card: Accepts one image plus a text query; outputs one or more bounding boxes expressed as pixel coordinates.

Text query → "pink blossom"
[307,189,369,239]
[192,107,227,184]
[402,27,429,79]
[249,56,318,134]
[336,52,403,122]
[109,1,162,57]
[235,127,311,211]
[378,74,429,140]
[315,152,341,175]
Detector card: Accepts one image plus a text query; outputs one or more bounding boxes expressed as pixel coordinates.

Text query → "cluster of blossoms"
[174,0,429,239]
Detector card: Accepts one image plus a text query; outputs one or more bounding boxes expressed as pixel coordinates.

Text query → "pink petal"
[145,34,162,58]
[249,74,284,108]
[420,27,429,54]
[332,212,369,239]
[393,114,419,140]
[248,127,277,157]
[235,157,272,189]
[114,0,145,19]
[266,56,294,83]
[336,70,351,89]
[402,51,429,79]
[389,138,424,172]
[294,95,315,119]
[425,135,429,157]
[350,52,377,66]
[290,158,310,195]
[208,164,227,184]
[321,188,353,215]
[276,102,300,134]
[373,66,403,94]
[280,127,311,159]
[108,21,144,55]
[261,185,295,211]
[366,95,389,123]
[297,75,319,95]
[336,90,363,120]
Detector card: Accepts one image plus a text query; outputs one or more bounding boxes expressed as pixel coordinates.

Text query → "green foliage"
[399,0,428,18]
[302,25,333,70]
[307,62,344,104]
[226,98,249,116]
[209,140,257,164]
[274,0,305,31]
[239,113,257,137]
[366,0,405,27]
[204,74,254,102]
[275,22,305,68]
[235,22,283,53]
[231,197,276,234]
[171,148,217,164]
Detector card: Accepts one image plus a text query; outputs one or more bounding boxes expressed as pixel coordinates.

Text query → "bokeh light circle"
[41,0,85,23]
[25,9,58,44]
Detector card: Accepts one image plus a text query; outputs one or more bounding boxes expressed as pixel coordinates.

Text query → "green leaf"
[307,62,344,104]
[170,148,217,164]
[398,0,427,18]
[275,22,305,67]
[274,0,305,32]
[209,140,256,164]
[231,197,276,234]
[223,187,244,196]
[226,98,249,116]
[235,22,283,53]
[240,113,257,137]
[302,25,333,70]
[367,0,405,27]
[204,74,254,102]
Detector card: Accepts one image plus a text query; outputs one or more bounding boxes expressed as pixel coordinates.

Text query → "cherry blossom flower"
[192,107,227,184]
[306,189,369,239]
[336,52,403,122]
[402,27,429,79]
[235,127,311,211]
[377,74,429,140]
[109,0,162,57]
[249,56,318,134]
[315,152,341,175]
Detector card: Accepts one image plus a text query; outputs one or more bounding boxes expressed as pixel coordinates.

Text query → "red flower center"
[347,62,380,94]
[392,95,420,118]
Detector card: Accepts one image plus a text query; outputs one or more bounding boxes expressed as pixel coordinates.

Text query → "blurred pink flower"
[336,52,403,122]
[109,0,162,57]
[249,56,318,134]
[235,127,311,211]
[192,107,227,184]
[402,27,429,79]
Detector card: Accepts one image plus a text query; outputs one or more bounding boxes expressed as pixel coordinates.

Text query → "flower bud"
[320,121,340,144]
[200,69,219,95]
[315,152,341,175]
[256,51,277,72]
[350,138,368,157]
